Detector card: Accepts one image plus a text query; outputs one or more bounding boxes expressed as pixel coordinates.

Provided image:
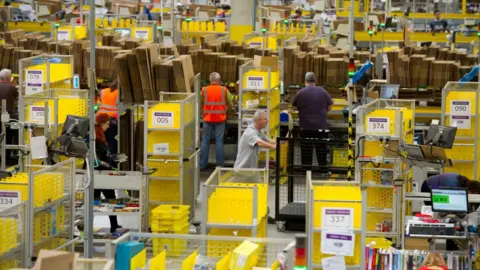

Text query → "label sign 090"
[152,111,174,127]
[367,117,390,133]
[451,100,470,115]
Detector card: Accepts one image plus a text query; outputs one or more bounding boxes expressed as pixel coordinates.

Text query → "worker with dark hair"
[421,173,469,198]
[429,10,448,32]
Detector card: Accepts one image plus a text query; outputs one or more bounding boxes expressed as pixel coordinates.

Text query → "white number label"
[246,76,265,90]
[451,101,471,129]
[367,117,390,133]
[57,30,71,41]
[451,101,470,115]
[153,143,169,155]
[152,111,173,127]
[322,208,354,230]
[30,106,51,122]
[26,70,43,84]
[25,83,43,95]
[134,30,149,39]
[321,232,355,256]
[249,41,263,47]
[0,191,20,209]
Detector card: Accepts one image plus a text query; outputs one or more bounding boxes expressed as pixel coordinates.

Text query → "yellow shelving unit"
[356,99,415,249]
[441,82,480,180]
[144,92,199,225]
[238,59,281,164]
[202,167,269,267]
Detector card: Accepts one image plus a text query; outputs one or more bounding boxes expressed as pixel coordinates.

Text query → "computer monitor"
[114,28,131,37]
[425,124,457,149]
[431,188,468,214]
[380,84,399,99]
[62,115,89,138]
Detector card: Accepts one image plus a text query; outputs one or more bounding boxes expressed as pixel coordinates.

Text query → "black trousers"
[94,189,118,229]
[299,130,328,174]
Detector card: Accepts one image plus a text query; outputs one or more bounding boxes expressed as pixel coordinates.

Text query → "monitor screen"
[114,28,131,37]
[380,84,399,99]
[431,188,468,213]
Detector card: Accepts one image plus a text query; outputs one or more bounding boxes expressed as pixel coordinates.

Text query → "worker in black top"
[95,113,121,233]
[0,69,18,165]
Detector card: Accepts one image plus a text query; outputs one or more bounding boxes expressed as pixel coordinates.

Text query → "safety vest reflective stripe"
[98,104,118,110]
[204,86,226,106]
[204,109,226,114]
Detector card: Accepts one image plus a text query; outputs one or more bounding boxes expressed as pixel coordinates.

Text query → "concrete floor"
[94,168,298,240]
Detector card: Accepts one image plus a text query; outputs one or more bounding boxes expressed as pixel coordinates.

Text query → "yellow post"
[462,0,467,15]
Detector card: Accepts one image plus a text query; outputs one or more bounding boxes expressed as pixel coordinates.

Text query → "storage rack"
[176,16,230,44]
[18,89,88,168]
[0,159,75,267]
[0,202,27,269]
[50,21,88,42]
[441,82,480,181]
[130,20,158,42]
[143,92,199,227]
[355,99,415,246]
[238,61,281,168]
[305,172,366,269]
[106,232,295,269]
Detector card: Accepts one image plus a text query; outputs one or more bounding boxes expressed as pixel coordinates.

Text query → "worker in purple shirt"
[292,72,333,174]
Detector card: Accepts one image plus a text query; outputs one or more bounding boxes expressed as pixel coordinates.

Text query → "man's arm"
[226,89,234,110]
[326,92,334,112]
[256,139,276,150]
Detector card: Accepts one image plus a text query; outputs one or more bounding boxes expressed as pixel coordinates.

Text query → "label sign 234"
[152,112,173,127]
[367,117,390,133]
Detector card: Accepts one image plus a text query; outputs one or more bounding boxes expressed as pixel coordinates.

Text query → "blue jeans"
[200,122,225,169]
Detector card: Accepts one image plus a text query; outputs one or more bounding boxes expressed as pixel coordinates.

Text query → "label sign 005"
[367,117,390,133]
[246,76,265,90]
[152,111,174,127]
[0,191,20,209]
[322,208,354,230]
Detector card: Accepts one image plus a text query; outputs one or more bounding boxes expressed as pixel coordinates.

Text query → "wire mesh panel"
[108,233,295,269]
[0,202,26,269]
[275,131,349,230]
[28,158,75,263]
[203,168,268,237]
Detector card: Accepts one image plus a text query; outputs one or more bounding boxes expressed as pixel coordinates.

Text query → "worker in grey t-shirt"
[234,110,276,169]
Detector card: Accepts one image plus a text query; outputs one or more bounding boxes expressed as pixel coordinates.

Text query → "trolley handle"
[135,162,157,175]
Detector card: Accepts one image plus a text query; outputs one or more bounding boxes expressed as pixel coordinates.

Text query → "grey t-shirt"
[234,124,269,169]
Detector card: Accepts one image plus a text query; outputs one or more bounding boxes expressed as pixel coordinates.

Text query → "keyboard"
[407,222,455,236]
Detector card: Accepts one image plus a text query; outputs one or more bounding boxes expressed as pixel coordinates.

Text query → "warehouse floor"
[94,169,296,239]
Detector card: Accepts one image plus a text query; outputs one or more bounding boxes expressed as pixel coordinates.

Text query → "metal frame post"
[84,0,96,258]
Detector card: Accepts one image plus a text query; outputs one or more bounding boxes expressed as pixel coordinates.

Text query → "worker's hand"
[270,143,277,150]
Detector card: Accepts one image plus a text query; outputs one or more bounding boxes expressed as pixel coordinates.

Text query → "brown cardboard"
[114,53,133,103]
[172,55,195,93]
[126,52,144,103]
[252,55,279,71]
[33,250,78,270]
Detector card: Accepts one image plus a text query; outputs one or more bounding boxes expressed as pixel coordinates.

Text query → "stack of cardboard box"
[217,55,238,82]
[312,55,330,86]
[202,52,226,81]
[154,60,176,93]
[172,55,195,93]
[135,44,159,100]
[96,46,122,80]
[283,46,299,87]
[326,58,348,86]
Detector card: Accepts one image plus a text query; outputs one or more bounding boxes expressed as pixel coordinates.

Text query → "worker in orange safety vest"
[199,72,233,170]
[97,81,119,119]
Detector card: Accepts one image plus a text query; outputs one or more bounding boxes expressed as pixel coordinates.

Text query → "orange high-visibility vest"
[202,84,227,123]
[97,88,119,118]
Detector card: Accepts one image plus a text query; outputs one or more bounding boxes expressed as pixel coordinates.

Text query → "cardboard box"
[126,52,145,103]
[172,55,195,93]
[134,44,158,100]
